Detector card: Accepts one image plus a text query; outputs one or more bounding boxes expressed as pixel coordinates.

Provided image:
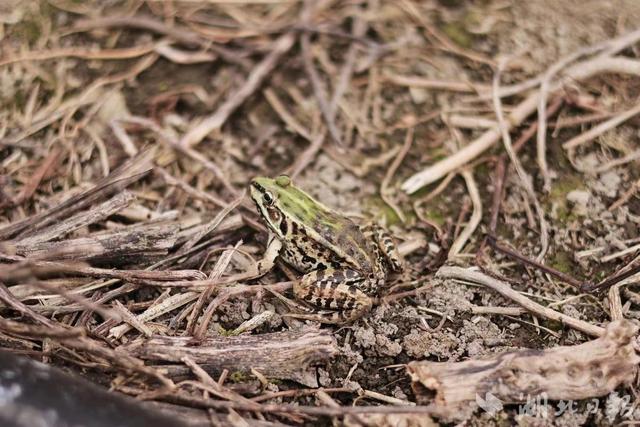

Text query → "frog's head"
[250,175,326,237]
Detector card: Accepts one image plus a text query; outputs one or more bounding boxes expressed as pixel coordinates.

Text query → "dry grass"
[2,1,640,425]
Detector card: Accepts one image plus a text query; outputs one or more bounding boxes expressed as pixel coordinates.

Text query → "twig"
[0,259,204,285]
[486,236,582,288]
[492,59,549,261]
[437,266,604,337]
[175,194,244,257]
[381,128,414,223]
[113,300,153,337]
[470,305,526,316]
[582,261,640,293]
[0,317,173,386]
[0,44,158,67]
[109,292,200,339]
[0,283,56,327]
[181,356,261,409]
[399,0,495,67]
[263,88,312,140]
[12,148,62,206]
[155,168,228,209]
[609,179,640,211]
[70,15,249,68]
[402,54,640,193]
[132,329,338,387]
[163,392,436,417]
[536,42,618,190]
[0,149,154,240]
[300,32,342,145]
[448,170,481,258]
[33,280,121,322]
[382,74,485,93]
[179,32,296,148]
[191,243,239,338]
[609,285,624,321]
[563,103,640,149]
[288,130,326,179]
[14,191,136,246]
[596,150,640,173]
[408,320,638,422]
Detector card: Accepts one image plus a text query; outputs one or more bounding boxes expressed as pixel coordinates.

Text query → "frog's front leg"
[289,269,373,324]
[250,234,282,278]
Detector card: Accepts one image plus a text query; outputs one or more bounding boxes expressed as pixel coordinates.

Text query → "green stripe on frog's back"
[277,184,373,268]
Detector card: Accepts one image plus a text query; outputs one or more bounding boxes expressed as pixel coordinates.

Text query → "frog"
[249,175,403,324]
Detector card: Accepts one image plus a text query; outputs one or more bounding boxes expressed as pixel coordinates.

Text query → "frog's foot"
[290,269,373,324]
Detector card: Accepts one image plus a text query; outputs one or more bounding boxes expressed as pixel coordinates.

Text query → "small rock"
[409,87,429,104]
[566,190,591,216]
[593,171,621,198]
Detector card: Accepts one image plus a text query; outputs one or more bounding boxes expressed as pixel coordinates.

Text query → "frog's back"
[280,191,376,273]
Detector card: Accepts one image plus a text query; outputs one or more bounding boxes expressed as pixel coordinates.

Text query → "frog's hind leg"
[363,223,404,272]
[288,269,372,324]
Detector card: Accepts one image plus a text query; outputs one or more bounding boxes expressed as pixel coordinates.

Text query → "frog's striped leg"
[288,269,373,324]
[362,223,403,272]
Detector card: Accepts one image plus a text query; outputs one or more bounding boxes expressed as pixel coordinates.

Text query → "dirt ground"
[2,1,640,426]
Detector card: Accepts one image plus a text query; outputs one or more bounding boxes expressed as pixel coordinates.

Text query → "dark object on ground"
[0,349,187,427]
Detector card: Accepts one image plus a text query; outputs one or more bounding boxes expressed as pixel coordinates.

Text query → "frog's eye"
[263,191,274,206]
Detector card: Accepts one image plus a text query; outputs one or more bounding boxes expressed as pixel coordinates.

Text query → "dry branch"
[0,150,154,240]
[130,329,338,387]
[12,222,179,263]
[14,191,136,246]
[408,320,640,422]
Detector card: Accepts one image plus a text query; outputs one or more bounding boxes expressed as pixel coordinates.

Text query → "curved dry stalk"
[448,170,481,259]
[492,60,549,262]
